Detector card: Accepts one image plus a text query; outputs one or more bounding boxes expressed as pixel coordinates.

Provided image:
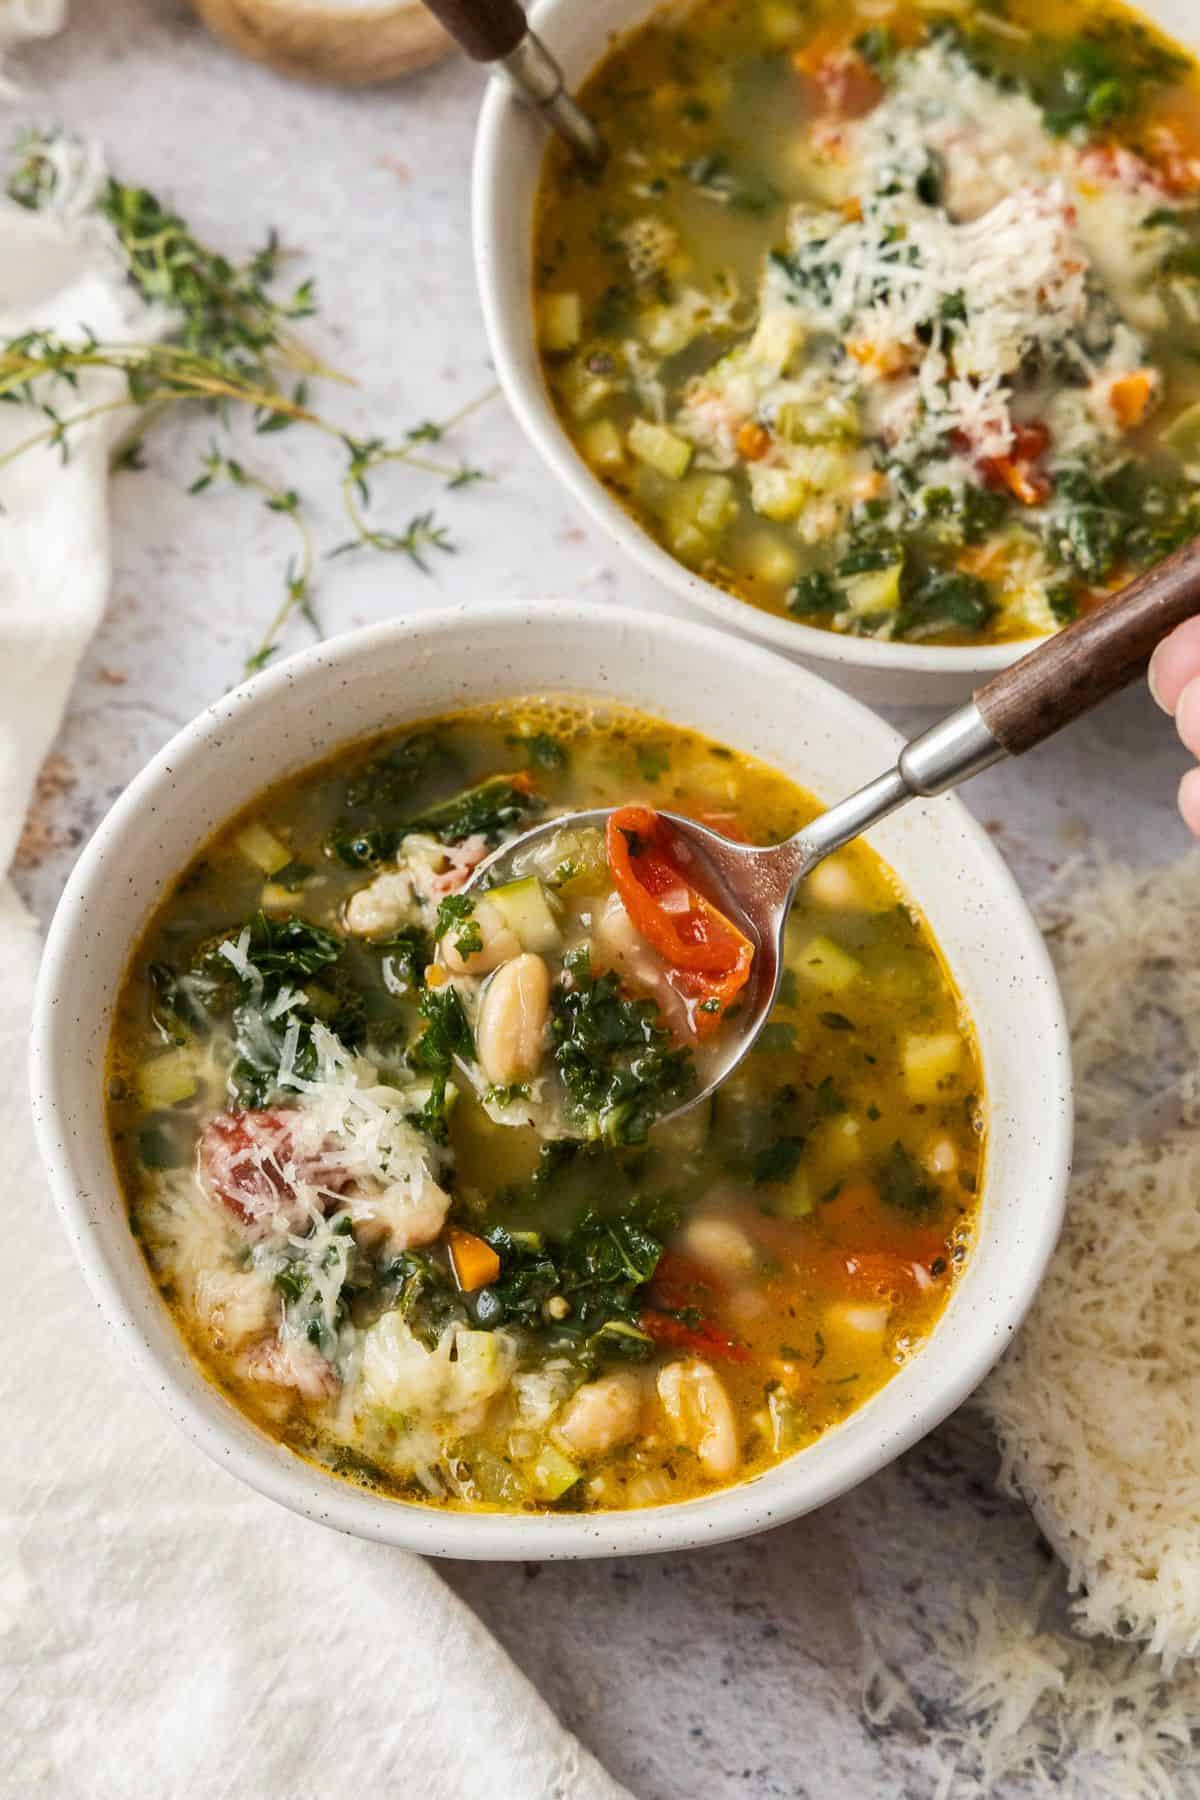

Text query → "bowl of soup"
[30,603,1070,1557]
[475,0,1200,703]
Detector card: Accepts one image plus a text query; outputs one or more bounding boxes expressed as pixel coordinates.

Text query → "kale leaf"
[879,1142,941,1219]
[897,569,995,637]
[550,949,696,1146]
[330,772,543,867]
[344,731,451,811]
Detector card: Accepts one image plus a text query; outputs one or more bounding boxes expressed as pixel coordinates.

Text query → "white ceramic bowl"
[30,603,1071,1558]
[473,0,1197,707]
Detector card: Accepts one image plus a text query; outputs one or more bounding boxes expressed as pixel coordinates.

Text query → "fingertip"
[1149,617,1200,715]
[1179,767,1200,839]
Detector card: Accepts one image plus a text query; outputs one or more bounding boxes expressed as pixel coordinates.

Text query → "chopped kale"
[751,1135,805,1186]
[376,925,430,993]
[897,569,995,637]
[787,569,841,616]
[635,743,671,783]
[344,731,450,811]
[550,948,696,1145]
[470,1195,677,1351]
[434,893,481,957]
[404,773,543,846]
[879,1141,941,1219]
[1035,23,1185,137]
[409,983,473,1141]
[507,730,568,773]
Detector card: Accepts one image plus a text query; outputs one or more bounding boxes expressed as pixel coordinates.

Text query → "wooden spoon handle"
[420,0,525,61]
[973,535,1200,755]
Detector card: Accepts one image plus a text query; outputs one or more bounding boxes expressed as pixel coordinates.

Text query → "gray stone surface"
[8,6,1192,1795]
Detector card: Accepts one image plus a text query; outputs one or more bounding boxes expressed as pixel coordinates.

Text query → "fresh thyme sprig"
[2,131,496,674]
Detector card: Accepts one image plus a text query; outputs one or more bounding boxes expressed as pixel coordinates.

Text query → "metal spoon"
[461,537,1200,1122]
[420,0,605,165]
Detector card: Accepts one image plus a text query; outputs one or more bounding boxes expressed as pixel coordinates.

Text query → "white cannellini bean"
[344,870,420,938]
[804,855,864,910]
[475,953,551,1085]
[656,1358,739,1480]
[682,1216,757,1276]
[554,1371,643,1460]
[440,897,521,976]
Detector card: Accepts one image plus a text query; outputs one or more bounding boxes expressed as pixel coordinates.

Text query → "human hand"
[1149,619,1200,837]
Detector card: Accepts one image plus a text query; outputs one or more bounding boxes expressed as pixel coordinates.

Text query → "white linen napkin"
[0,197,630,1800]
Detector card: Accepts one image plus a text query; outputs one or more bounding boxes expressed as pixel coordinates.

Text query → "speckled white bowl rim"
[471,0,1197,704]
[30,602,1072,1559]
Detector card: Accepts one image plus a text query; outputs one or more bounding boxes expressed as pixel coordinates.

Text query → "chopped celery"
[739,531,799,587]
[628,417,693,480]
[766,1386,806,1453]
[843,565,902,615]
[537,292,582,353]
[580,418,625,472]
[136,1048,199,1111]
[662,473,736,560]
[796,935,863,992]
[486,875,561,952]
[531,1442,582,1501]
[235,822,290,875]
[903,1032,963,1101]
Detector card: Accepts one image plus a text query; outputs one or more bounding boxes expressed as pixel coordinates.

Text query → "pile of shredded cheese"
[861,852,1200,1794]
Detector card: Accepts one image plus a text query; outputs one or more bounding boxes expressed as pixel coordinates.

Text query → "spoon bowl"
[456,530,1200,1131]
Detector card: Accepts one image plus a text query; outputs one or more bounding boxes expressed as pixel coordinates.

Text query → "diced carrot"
[425,963,448,989]
[446,1226,501,1293]
[736,420,772,462]
[841,195,864,222]
[1108,370,1157,430]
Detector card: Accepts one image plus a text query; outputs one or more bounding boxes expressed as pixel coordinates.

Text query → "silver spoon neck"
[784,699,1005,875]
[499,34,607,165]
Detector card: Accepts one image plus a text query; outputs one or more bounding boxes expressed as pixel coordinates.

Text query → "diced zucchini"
[774,394,858,444]
[486,876,561,952]
[1163,399,1200,462]
[537,292,582,353]
[904,1032,964,1102]
[739,531,799,587]
[235,822,290,876]
[747,464,811,522]
[796,935,863,992]
[136,1048,199,1111]
[580,418,625,473]
[804,855,866,909]
[531,1442,582,1501]
[843,565,903,616]
[560,354,617,419]
[628,417,693,480]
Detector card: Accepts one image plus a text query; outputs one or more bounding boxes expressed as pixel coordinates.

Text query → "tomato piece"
[197,1108,350,1234]
[639,1309,750,1363]
[977,422,1052,507]
[606,806,755,1037]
